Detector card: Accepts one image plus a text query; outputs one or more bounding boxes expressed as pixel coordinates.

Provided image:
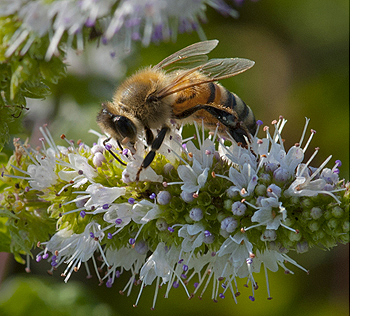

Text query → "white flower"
[104,246,147,289]
[320,167,340,187]
[287,169,325,196]
[267,184,282,198]
[3,149,57,191]
[227,163,258,197]
[286,155,343,204]
[251,196,286,230]
[250,248,308,299]
[182,251,213,279]
[251,248,308,275]
[103,203,133,227]
[83,183,126,209]
[0,0,23,16]
[178,223,206,253]
[106,246,146,272]
[185,137,215,170]
[131,199,161,224]
[41,227,73,253]
[3,117,348,307]
[26,154,57,190]
[251,249,284,275]
[255,118,311,182]
[44,222,105,282]
[271,145,304,182]
[58,153,97,188]
[102,199,160,241]
[217,232,253,269]
[139,242,173,286]
[280,145,305,173]
[177,158,209,195]
[122,156,163,183]
[219,140,257,170]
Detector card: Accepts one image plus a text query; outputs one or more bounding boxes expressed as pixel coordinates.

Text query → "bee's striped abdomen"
[216,84,256,135]
[171,77,256,140]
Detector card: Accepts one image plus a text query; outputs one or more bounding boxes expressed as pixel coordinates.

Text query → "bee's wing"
[199,58,255,80]
[156,57,255,99]
[153,40,219,70]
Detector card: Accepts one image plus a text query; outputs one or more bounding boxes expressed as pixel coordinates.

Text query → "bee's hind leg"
[136,126,170,181]
[174,104,250,147]
[227,127,250,147]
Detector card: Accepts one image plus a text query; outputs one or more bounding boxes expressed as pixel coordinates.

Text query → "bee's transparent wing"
[199,58,255,80]
[153,40,219,70]
[156,57,255,99]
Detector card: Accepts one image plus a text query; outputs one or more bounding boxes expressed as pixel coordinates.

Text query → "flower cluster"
[0,117,349,308]
[1,0,241,60]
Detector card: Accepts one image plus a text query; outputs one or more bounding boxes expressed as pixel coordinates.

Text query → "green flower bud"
[332,206,344,218]
[308,221,320,232]
[196,191,211,206]
[289,230,302,242]
[255,184,267,196]
[327,218,338,230]
[170,196,185,213]
[310,207,323,219]
[302,198,313,209]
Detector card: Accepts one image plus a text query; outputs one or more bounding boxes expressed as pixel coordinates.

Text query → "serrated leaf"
[0,208,19,219]
[39,57,67,84]
[21,81,51,99]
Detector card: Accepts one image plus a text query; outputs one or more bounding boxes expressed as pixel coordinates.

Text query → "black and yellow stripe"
[216,84,256,135]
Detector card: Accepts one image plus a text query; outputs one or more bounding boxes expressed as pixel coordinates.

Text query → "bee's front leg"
[136,126,170,181]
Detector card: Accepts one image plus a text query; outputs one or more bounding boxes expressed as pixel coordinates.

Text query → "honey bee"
[97,40,256,180]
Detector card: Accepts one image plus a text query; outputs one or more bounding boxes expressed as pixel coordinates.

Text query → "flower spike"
[0,116,349,307]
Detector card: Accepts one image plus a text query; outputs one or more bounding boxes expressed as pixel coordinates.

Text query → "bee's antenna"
[103,137,126,166]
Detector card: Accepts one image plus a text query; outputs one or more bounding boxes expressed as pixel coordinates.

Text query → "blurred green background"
[0,0,349,315]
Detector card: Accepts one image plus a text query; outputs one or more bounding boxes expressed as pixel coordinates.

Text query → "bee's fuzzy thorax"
[112,68,173,129]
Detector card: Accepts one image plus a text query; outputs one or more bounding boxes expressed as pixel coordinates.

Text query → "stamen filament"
[310,155,332,180]
[303,129,316,153]
[299,117,310,147]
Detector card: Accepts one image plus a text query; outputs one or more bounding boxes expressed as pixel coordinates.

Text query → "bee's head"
[96,102,137,145]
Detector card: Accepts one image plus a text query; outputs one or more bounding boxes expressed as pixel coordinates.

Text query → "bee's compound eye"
[113,116,137,141]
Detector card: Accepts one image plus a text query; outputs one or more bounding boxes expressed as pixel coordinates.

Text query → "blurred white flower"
[2,0,242,59]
